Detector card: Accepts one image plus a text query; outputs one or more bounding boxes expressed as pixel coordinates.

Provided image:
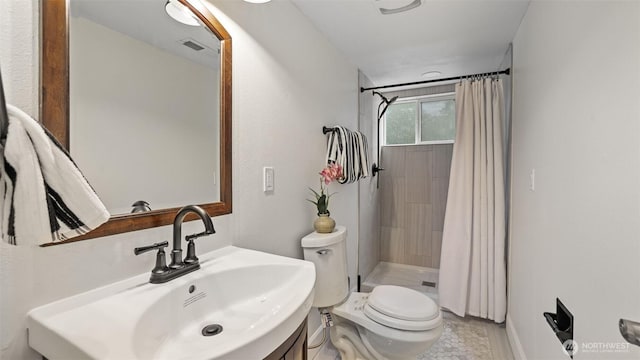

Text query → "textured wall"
[508,1,640,359]
[379,144,452,268]
[0,0,360,358]
[0,0,39,115]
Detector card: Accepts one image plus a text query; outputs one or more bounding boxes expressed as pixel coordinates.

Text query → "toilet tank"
[301,226,348,308]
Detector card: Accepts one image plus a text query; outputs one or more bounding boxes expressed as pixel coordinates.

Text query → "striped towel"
[0,104,110,246]
[325,126,370,184]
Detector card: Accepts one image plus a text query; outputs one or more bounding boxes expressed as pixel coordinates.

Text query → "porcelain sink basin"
[27,246,315,360]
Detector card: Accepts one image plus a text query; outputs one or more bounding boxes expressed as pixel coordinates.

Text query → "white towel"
[0,105,110,246]
[325,126,370,184]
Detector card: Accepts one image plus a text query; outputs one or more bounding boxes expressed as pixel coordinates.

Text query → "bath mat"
[418,312,494,360]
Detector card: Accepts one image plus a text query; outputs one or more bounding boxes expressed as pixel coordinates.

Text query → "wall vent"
[422,281,436,288]
[182,40,205,51]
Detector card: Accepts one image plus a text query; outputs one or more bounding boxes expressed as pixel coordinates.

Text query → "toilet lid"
[367,285,439,322]
[364,303,442,331]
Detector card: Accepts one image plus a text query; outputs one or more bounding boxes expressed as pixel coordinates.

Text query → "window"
[383,93,455,145]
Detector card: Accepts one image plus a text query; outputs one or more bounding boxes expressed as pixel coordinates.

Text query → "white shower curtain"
[439,78,507,323]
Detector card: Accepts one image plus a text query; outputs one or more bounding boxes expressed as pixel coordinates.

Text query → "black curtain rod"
[360,68,511,93]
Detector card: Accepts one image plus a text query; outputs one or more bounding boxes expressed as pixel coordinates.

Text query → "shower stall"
[363,141,453,303]
[357,75,457,303]
[357,56,512,305]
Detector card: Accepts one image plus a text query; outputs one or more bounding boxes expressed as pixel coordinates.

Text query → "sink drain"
[201,324,223,337]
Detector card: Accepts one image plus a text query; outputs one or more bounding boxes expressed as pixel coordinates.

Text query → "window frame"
[382,92,456,146]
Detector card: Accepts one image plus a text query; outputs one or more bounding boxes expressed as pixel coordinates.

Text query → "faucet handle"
[134,241,169,255]
[184,231,214,265]
[134,242,170,280]
[185,230,214,242]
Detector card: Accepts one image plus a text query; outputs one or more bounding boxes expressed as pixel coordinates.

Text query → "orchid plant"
[308,163,343,216]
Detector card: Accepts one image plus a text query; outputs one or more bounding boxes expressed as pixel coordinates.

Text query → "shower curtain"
[439,78,507,323]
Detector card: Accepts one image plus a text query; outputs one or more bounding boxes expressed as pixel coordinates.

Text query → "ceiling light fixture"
[165,0,200,26]
[421,71,442,78]
[378,0,422,15]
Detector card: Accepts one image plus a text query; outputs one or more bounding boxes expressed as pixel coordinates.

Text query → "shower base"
[362,261,439,303]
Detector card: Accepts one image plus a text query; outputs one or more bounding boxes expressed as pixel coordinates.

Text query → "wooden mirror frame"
[40,0,232,244]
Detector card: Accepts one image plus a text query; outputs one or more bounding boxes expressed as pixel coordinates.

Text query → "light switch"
[264,167,274,192]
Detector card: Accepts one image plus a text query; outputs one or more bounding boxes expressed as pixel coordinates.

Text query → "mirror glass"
[68,0,221,215]
[40,0,231,242]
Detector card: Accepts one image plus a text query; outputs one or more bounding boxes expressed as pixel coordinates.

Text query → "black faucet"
[135,205,215,284]
[170,205,216,269]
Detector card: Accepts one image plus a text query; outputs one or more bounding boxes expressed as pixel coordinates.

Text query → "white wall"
[508,2,640,359]
[0,0,38,115]
[70,17,220,214]
[205,0,359,334]
[0,0,360,358]
[357,70,379,281]
[206,0,359,277]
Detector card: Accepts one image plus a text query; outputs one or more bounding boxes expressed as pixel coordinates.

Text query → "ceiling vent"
[376,0,422,15]
[181,39,205,51]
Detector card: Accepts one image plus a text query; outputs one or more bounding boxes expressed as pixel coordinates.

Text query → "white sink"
[27,246,316,360]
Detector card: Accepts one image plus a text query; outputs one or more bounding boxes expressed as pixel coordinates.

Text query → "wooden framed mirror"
[41,0,232,244]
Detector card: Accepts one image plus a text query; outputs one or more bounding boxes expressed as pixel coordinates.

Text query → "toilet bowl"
[302,226,443,360]
[330,286,443,360]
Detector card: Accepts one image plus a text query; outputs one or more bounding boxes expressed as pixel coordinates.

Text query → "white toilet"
[302,226,443,360]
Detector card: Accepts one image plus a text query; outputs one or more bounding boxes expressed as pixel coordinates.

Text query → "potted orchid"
[308,163,343,233]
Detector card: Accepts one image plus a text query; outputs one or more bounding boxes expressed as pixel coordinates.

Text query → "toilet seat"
[332,292,442,343]
[367,285,439,321]
[364,304,441,331]
[363,285,440,331]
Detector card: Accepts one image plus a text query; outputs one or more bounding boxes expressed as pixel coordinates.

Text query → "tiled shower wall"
[379,144,453,268]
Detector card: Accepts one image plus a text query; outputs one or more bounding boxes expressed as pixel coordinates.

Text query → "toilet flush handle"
[316,249,332,255]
